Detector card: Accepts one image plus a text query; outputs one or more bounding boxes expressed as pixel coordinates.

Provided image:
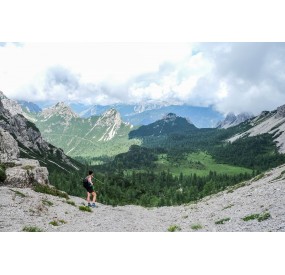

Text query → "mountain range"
[31,100,224,128]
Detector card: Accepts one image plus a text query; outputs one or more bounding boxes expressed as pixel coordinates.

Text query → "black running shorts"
[84,185,94,193]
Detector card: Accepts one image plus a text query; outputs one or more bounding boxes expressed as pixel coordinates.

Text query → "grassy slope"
[125,151,252,177]
[36,115,141,159]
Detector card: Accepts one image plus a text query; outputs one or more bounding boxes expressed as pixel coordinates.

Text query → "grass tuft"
[167,225,181,232]
[49,220,59,226]
[42,199,53,206]
[257,212,271,222]
[253,173,265,181]
[222,204,234,210]
[242,214,259,221]
[215,218,230,225]
[9,189,26,198]
[33,184,69,199]
[191,224,203,230]
[242,212,271,222]
[23,226,43,232]
[66,200,76,206]
[79,206,92,212]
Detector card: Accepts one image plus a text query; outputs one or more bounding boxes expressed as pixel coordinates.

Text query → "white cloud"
[1,42,285,115]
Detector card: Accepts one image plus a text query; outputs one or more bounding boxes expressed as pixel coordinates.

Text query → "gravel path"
[1,165,285,232]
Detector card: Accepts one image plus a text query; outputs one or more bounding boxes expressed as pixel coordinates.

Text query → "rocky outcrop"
[276,104,285,118]
[0,127,19,162]
[4,159,49,187]
[0,126,49,187]
[0,91,24,116]
[217,112,254,129]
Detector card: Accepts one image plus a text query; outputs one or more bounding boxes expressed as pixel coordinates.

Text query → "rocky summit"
[216,112,254,129]
[0,164,284,232]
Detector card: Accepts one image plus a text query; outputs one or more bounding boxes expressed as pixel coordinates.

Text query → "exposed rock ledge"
[0,127,49,187]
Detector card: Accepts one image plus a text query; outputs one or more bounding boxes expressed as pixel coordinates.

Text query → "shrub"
[215,218,230,224]
[23,226,43,232]
[167,225,181,232]
[33,184,69,199]
[191,224,203,230]
[79,206,92,212]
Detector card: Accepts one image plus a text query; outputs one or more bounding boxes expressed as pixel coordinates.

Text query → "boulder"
[4,159,49,187]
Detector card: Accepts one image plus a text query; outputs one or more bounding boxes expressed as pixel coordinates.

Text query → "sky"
[1,42,285,115]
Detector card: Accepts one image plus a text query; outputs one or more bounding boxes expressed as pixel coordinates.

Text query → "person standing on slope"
[83,170,97,208]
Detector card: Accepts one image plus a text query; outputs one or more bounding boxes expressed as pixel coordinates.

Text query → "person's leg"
[92,191,97,203]
[87,192,91,203]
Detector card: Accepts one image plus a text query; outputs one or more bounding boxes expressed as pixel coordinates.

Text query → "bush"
[22,226,43,232]
[215,218,230,225]
[33,184,69,199]
[167,225,181,232]
[79,206,92,212]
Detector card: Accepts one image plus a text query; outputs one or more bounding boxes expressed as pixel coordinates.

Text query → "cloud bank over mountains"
[1,42,285,115]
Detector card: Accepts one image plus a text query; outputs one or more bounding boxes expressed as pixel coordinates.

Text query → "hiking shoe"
[91,203,97,208]
[88,203,92,207]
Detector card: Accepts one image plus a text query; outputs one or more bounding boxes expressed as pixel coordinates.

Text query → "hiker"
[83,170,97,208]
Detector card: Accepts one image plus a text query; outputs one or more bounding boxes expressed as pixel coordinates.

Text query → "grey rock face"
[217,112,253,129]
[0,127,20,162]
[276,104,285,118]
[0,91,24,116]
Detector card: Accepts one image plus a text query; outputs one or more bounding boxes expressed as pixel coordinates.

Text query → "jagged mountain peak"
[217,112,253,129]
[40,102,79,120]
[96,108,122,128]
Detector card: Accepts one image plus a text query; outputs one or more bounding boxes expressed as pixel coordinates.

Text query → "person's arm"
[88,176,94,185]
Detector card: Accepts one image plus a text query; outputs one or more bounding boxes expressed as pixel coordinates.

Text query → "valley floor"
[1,165,285,232]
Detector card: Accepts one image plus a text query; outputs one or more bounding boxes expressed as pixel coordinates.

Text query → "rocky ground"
[1,164,285,232]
